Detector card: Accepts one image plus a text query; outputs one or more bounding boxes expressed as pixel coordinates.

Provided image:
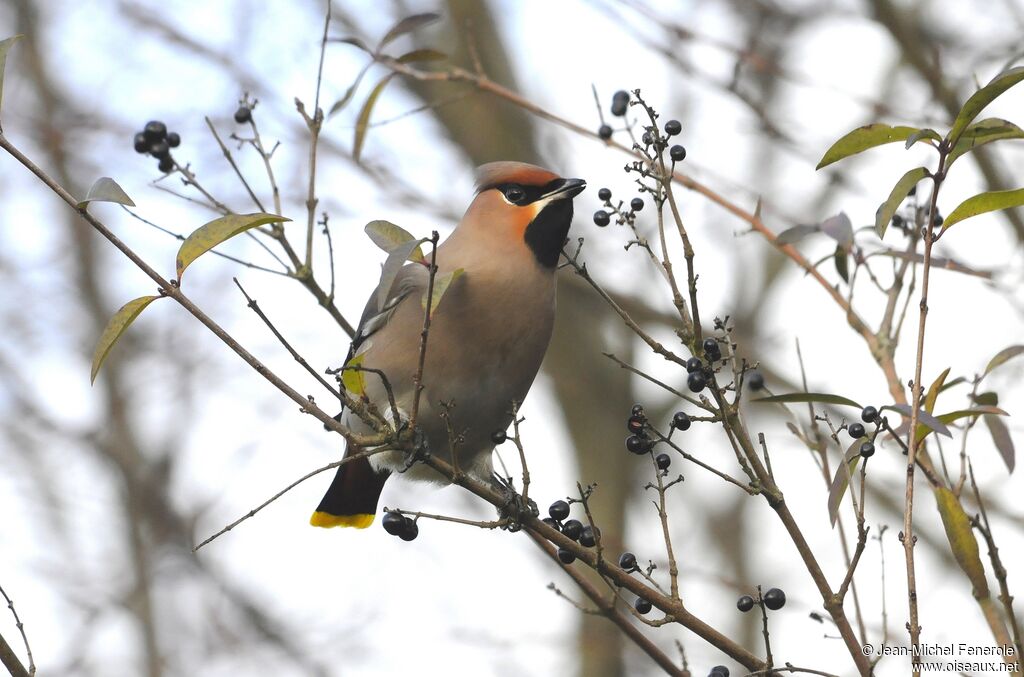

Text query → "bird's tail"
[310,449,390,528]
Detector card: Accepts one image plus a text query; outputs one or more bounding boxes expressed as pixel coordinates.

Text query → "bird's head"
[461,161,586,268]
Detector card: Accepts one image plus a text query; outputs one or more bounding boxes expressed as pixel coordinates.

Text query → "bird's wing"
[346,262,428,361]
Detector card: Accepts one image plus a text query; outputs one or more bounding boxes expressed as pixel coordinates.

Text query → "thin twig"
[409,232,440,433]
[0,582,33,677]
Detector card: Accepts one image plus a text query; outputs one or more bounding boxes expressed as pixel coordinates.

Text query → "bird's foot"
[492,474,538,532]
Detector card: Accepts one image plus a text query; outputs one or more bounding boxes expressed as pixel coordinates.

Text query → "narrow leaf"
[328,61,372,118]
[984,344,1024,377]
[775,224,819,246]
[934,487,989,597]
[948,118,1024,165]
[924,367,951,414]
[875,167,929,237]
[376,239,420,311]
[328,36,371,52]
[364,219,426,261]
[828,441,862,528]
[820,212,853,248]
[176,212,288,280]
[947,66,1024,146]
[77,177,135,208]
[942,187,1024,233]
[917,406,1010,443]
[378,12,441,49]
[833,244,849,283]
[816,124,920,169]
[396,48,447,64]
[904,128,941,149]
[353,74,395,162]
[753,392,861,408]
[422,268,465,313]
[884,403,952,437]
[91,295,161,384]
[341,353,367,397]
[0,34,24,125]
[971,392,999,407]
[937,375,968,393]
[984,414,1015,473]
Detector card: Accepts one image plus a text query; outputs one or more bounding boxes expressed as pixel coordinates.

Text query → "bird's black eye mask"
[490,179,569,206]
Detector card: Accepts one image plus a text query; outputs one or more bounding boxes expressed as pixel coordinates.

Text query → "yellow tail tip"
[309,511,375,529]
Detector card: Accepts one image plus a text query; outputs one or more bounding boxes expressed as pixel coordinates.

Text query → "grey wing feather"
[346,263,427,361]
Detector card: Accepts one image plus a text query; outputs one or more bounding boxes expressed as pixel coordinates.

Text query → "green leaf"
[884,403,952,437]
[937,375,967,393]
[984,344,1024,377]
[422,268,465,314]
[77,177,135,208]
[904,128,941,149]
[396,48,447,64]
[834,244,849,283]
[828,440,863,528]
[378,12,441,50]
[820,212,853,248]
[934,487,989,597]
[91,295,161,384]
[376,239,421,311]
[176,212,288,280]
[774,224,818,246]
[924,367,951,414]
[942,187,1024,233]
[364,220,426,261]
[753,392,862,408]
[341,353,367,397]
[353,73,396,163]
[816,124,920,169]
[0,34,24,127]
[984,414,1015,473]
[948,118,1024,166]
[915,406,1006,446]
[947,66,1024,146]
[972,391,999,407]
[328,61,373,118]
[329,36,371,52]
[875,167,929,237]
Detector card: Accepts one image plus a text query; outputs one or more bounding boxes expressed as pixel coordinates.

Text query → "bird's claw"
[493,474,538,532]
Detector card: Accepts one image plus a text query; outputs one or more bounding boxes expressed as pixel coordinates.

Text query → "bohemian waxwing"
[311,161,586,528]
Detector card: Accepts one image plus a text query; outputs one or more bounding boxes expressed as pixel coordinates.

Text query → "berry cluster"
[594,89,687,163]
[625,404,653,456]
[736,587,786,613]
[132,120,180,173]
[544,499,599,563]
[685,337,722,393]
[381,511,419,541]
[855,405,880,458]
[592,187,645,228]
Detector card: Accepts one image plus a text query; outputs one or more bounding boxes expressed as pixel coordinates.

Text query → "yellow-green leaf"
[904,127,941,149]
[364,220,426,261]
[754,392,861,408]
[0,34,24,127]
[377,239,421,311]
[934,487,989,597]
[948,118,1024,166]
[984,414,1015,473]
[828,440,863,528]
[91,295,161,384]
[422,268,465,314]
[875,167,928,237]
[341,353,367,396]
[396,48,447,64]
[984,344,1024,377]
[941,187,1024,233]
[77,177,135,209]
[816,124,920,170]
[353,74,395,163]
[176,212,288,280]
[328,61,372,118]
[885,403,952,437]
[378,12,440,49]
[917,406,1009,445]
[947,67,1024,146]
[924,367,951,414]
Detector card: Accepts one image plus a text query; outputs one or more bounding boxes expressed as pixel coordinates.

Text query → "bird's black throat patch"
[524,199,573,268]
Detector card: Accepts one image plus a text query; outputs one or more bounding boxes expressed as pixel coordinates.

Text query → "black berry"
[234,106,252,124]
[598,124,612,140]
[737,595,755,612]
[548,500,570,521]
[627,415,645,434]
[763,588,786,610]
[848,423,866,439]
[382,511,404,536]
[702,338,719,355]
[149,140,170,159]
[631,404,645,417]
[641,132,653,146]
[686,357,702,373]
[860,441,875,458]
[562,519,583,541]
[635,597,652,614]
[672,411,691,431]
[626,435,649,455]
[557,548,576,564]
[861,406,878,423]
[491,429,507,445]
[158,156,174,173]
[398,517,419,541]
[670,144,686,162]
[618,552,637,570]
[143,120,167,141]
[611,90,629,117]
[709,667,729,677]
[892,214,904,229]
[598,187,612,201]
[579,526,599,548]
[747,370,765,391]
[933,213,944,227]
[687,371,707,393]
[630,197,644,212]
[166,132,181,148]
[541,517,561,532]
[593,210,610,227]
[664,119,681,136]
[656,453,671,470]
[133,133,148,153]
[908,185,917,197]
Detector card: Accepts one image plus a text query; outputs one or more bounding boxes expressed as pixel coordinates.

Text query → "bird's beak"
[543,178,587,200]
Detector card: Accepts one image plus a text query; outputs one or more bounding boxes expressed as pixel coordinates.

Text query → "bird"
[311,161,586,529]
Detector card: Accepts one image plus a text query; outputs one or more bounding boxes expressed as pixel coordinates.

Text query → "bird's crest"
[475,162,561,192]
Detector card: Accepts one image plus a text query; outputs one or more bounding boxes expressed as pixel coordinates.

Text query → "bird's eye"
[503,185,525,203]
